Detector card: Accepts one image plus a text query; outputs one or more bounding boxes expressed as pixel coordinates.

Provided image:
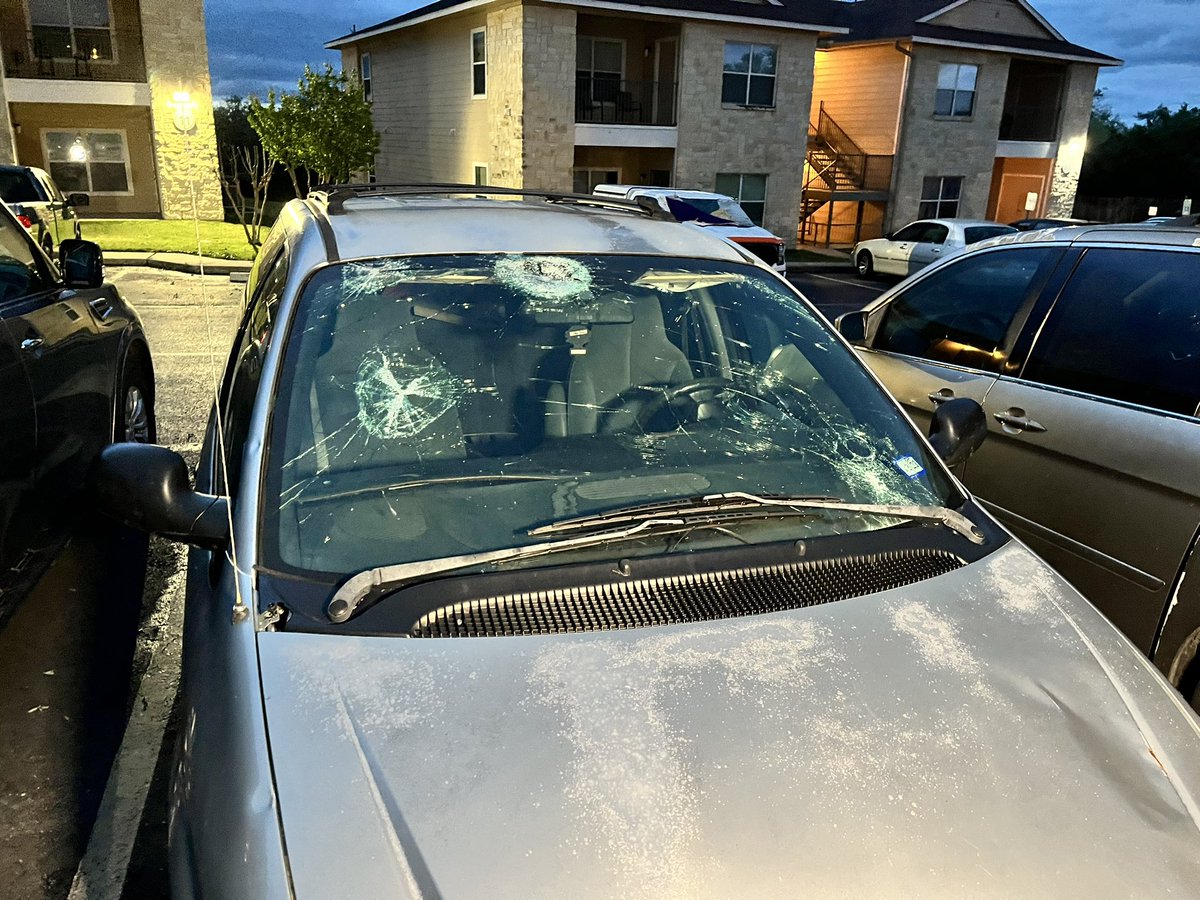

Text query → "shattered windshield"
[670,197,754,227]
[263,254,955,577]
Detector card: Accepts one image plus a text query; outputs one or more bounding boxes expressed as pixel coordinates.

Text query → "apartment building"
[329,0,1116,247]
[328,0,850,245]
[0,0,221,218]
[802,0,1120,244]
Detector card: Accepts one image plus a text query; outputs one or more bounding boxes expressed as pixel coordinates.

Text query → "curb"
[105,251,253,276]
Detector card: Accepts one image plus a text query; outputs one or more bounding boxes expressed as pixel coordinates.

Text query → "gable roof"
[828,0,1120,65]
[327,0,850,48]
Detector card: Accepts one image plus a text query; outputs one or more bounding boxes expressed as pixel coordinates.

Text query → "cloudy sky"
[205,0,1200,120]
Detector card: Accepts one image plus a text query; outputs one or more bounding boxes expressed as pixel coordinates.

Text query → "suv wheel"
[117,359,156,444]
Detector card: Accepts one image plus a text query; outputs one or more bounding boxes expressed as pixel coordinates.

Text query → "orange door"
[994,173,1047,223]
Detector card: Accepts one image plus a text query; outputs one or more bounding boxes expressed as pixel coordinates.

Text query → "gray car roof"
[302,195,753,264]
[973,222,1200,252]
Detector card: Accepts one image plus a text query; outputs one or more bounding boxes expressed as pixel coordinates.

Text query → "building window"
[43,130,131,194]
[936,63,977,117]
[474,164,488,186]
[360,53,372,101]
[715,173,767,225]
[471,28,486,97]
[29,0,113,61]
[919,176,963,218]
[722,42,776,107]
[572,168,619,194]
[576,36,624,104]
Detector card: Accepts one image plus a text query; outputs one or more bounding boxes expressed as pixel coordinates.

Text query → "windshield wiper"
[532,491,984,545]
[325,491,983,624]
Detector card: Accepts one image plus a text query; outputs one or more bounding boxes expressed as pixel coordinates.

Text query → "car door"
[856,245,1066,437]
[32,169,70,246]
[875,222,927,275]
[0,312,37,568]
[0,208,114,510]
[907,222,950,274]
[966,246,1200,654]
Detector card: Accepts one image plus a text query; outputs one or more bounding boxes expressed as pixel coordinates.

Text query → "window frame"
[41,127,133,196]
[935,62,978,118]
[918,176,963,220]
[714,172,767,226]
[721,41,777,109]
[1018,246,1200,418]
[870,244,1064,374]
[470,27,487,98]
[360,52,372,102]
[572,167,620,194]
[576,35,625,103]
[27,0,117,64]
[473,163,489,186]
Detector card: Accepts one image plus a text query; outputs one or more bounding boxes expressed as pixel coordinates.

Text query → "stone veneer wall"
[1046,63,1098,218]
[519,3,574,192]
[674,22,815,247]
[487,3,526,187]
[890,46,1010,229]
[0,61,16,164]
[138,0,222,219]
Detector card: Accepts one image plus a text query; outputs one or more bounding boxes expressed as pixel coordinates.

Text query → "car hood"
[259,543,1200,898]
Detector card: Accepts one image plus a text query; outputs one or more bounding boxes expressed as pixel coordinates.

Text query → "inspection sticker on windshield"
[893,456,925,479]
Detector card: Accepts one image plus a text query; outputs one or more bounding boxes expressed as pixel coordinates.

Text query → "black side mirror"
[58,238,103,288]
[835,310,868,344]
[928,398,987,468]
[87,444,230,550]
[65,192,89,208]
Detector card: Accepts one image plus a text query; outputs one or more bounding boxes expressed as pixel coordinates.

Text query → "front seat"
[562,294,693,435]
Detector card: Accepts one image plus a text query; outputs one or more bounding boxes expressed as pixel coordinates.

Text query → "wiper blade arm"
[534,491,984,545]
[326,516,692,623]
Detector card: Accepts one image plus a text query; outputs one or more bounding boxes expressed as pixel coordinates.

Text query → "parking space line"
[807,273,885,291]
[67,544,187,900]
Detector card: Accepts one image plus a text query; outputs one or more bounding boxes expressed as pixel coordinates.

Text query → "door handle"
[927,388,955,405]
[20,337,43,351]
[993,409,1046,433]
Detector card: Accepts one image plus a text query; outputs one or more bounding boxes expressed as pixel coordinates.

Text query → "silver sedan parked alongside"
[854,218,1016,278]
[92,186,1200,898]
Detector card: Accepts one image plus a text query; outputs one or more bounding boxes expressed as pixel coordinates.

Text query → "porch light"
[68,138,87,163]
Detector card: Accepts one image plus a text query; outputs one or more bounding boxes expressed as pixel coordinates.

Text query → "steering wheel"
[628,377,735,430]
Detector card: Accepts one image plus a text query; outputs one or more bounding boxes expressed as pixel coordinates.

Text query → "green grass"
[79,218,263,260]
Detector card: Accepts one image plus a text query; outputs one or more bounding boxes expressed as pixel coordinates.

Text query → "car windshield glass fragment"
[264,254,955,580]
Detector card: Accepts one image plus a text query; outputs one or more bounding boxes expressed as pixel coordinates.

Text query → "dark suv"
[0,164,87,256]
[837,224,1200,700]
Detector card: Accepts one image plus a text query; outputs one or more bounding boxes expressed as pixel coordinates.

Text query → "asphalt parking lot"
[0,268,240,900]
[0,263,886,899]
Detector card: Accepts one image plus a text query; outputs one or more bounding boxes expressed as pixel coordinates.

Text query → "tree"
[214,95,259,151]
[248,64,380,197]
[1080,93,1200,200]
[218,143,276,249]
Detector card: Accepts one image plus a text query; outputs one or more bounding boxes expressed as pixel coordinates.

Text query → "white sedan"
[853,218,1016,278]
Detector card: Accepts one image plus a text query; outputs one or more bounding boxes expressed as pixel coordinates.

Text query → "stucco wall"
[139,0,222,219]
[10,101,158,215]
[890,46,1010,228]
[674,22,815,245]
[1046,62,1097,218]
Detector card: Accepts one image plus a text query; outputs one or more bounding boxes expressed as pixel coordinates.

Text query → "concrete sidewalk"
[105,251,252,276]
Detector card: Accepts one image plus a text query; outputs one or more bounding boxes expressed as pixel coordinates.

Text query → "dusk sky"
[205,0,1200,121]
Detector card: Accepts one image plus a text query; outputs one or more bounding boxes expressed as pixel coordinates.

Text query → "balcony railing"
[5,29,146,82]
[575,78,677,126]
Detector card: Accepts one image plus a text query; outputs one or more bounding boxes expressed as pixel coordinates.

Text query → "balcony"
[575,78,677,127]
[998,60,1065,144]
[5,28,147,84]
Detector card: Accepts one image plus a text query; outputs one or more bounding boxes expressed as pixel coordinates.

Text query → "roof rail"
[309,182,676,221]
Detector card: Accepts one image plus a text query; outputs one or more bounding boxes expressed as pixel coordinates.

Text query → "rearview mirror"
[927,398,987,468]
[87,443,230,550]
[59,238,103,288]
[65,192,89,208]
[835,310,867,345]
